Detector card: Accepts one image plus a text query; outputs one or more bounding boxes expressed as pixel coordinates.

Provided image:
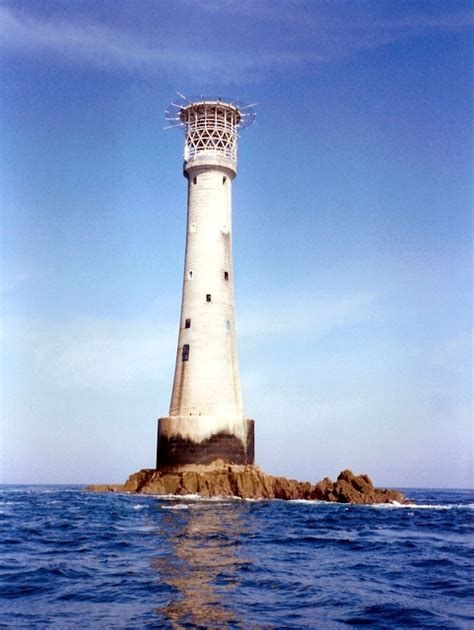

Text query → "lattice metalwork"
[166,95,256,163]
[181,101,239,161]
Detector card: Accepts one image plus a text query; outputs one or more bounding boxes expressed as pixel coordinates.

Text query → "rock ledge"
[86,465,409,504]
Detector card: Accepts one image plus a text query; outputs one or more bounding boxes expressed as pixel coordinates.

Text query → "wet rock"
[312,469,408,505]
[122,469,155,493]
[86,466,410,504]
[181,471,199,495]
[311,477,334,501]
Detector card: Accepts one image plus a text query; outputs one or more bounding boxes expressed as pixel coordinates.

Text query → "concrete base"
[156,417,254,469]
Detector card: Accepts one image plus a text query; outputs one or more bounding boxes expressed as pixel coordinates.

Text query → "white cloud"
[0,4,471,80]
[0,7,176,69]
[0,5,311,79]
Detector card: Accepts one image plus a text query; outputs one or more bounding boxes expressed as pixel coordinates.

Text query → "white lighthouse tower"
[157,96,256,468]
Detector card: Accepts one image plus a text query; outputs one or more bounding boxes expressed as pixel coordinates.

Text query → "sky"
[0,0,472,487]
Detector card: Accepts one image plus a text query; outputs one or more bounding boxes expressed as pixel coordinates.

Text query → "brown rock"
[141,474,166,495]
[373,488,406,504]
[300,482,313,500]
[161,474,181,495]
[85,484,124,493]
[86,465,410,504]
[123,469,155,493]
[334,478,361,503]
[311,477,334,501]
[181,472,199,495]
[272,476,293,500]
[337,469,353,484]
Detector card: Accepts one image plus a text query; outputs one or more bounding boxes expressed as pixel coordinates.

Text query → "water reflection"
[152,499,254,628]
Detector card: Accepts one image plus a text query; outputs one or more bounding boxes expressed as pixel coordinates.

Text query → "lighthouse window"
[206,294,212,302]
[188,270,193,279]
[185,318,191,329]
[192,177,197,185]
[222,176,227,184]
[224,271,229,281]
[182,344,190,361]
[226,320,231,331]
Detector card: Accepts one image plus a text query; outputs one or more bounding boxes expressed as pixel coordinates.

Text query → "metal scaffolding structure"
[166,95,256,162]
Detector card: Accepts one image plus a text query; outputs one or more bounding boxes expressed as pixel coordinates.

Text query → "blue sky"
[1,0,472,487]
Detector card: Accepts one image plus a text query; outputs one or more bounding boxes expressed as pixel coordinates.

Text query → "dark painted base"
[156,419,254,469]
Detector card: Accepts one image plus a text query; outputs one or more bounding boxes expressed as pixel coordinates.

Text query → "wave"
[287,499,474,509]
[372,502,474,510]
[157,493,241,502]
[160,504,194,510]
[140,494,473,509]
[1,486,472,629]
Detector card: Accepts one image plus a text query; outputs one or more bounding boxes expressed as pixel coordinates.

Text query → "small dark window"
[182,344,190,361]
[192,177,197,185]
[224,271,229,281]
[206,294,212,302]
[222,176,227,184]
[188,270,193,279]
[185,318,191,329]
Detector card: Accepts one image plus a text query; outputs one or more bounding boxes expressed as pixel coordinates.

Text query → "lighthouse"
[156,96,256,469]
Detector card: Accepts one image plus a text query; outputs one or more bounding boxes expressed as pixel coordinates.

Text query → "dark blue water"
[0,487,472,628]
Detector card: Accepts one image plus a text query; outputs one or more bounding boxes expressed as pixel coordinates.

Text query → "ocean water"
[0,486,472,629]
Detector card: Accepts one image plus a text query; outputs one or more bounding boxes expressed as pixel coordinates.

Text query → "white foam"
[161,504,192,510]
[134,492,473,509]
[285,499,473,509]
[133,525,156,532]
[372,502,473,510]
[157,493,240,502]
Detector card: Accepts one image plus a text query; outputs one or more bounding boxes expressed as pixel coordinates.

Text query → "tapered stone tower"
[156,96,256,469]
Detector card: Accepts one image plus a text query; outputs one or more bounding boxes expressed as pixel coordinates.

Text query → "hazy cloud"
[2,316,176,391]
[0,4,471,81]
[1,291,375,391]
[0,271,30,293]
[0,5,316,79]
[238,291,378,339]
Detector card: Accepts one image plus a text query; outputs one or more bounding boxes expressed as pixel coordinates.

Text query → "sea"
[0,486,472,629]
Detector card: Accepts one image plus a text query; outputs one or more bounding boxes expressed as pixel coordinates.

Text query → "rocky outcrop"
[311,469,407,504]
[86,465,409,504]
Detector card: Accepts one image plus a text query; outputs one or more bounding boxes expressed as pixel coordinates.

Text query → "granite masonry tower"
[156,95,256,469]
